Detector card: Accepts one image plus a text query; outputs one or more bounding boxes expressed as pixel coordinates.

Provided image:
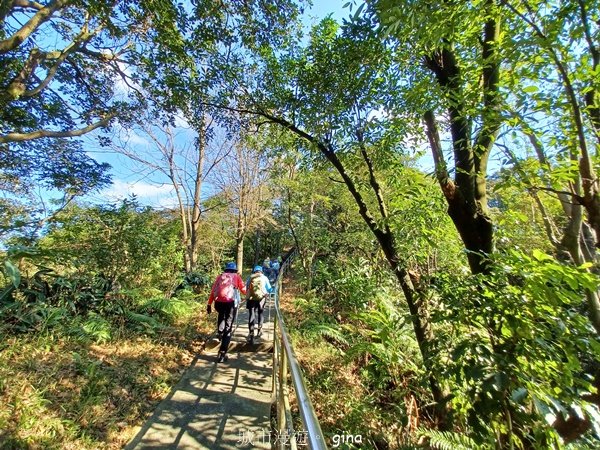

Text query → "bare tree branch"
[424,110,455,200]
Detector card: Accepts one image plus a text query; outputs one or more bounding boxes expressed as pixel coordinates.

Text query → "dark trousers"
[247,297,266,332]
[215,301,237,354]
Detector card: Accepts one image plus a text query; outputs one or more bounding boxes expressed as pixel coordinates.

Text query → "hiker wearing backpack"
[262,257,272,280]
[207,262,247,363]
[245,265,272,344]
[271,258,280,281]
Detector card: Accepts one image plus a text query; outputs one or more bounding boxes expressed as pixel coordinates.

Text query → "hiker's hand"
[206,304,212,314]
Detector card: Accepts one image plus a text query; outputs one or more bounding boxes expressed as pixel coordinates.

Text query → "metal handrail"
[272,249,328,450]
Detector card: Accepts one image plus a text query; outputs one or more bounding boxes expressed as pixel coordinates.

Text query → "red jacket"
[208,272,247,305]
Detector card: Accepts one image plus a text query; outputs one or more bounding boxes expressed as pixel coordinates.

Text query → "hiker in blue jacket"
[245,265,272,344]
[271,258,280,281]
[262,257,272,280]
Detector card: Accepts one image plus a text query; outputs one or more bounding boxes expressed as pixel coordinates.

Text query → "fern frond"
[125,311,161,328]
[311,324,349,346]
[80,313,112,343]
[418,429,480,450]
[137,296,193,321]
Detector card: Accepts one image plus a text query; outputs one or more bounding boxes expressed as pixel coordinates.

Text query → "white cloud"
[114,61,133,96]
[127,131,150,146]
[101,179,175,202]
[112,122,150,148]
[156,195,180,209]
[174,114,190,129]
[112,61,145,101]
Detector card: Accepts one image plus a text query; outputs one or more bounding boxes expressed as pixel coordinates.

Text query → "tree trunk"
[253,229,261,266]
[424,110,494,275]
[376,230,449,425]
[253,110,450,426]
[322,142,450,426]
[236,234,244,274]
[189,124,205,272]
[236,211,245,273]
[447,195,494,274]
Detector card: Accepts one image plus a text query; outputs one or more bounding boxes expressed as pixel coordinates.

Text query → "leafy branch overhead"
[2,0,600,449]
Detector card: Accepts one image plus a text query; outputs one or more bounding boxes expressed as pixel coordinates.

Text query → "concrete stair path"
[126,299,276,449]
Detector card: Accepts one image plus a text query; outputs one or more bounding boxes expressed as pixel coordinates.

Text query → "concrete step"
[204,339,274,354]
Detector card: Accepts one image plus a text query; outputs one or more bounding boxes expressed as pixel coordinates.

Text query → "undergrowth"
[281,264,425,449]
[0,288,211,449]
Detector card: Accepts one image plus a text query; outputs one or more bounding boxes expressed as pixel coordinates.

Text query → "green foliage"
[347,297,422,391]
[181,271,211,289]
[333,260,380,310]
[0,202,197,341]
[3,259,20,287]
[310,324,349,348]
[0,276,198,342]
[418,429,480,450]
[385,167,463,274]
[79,313,113,343]
[136,295,196,322]
[293,258,427,423]
[432,250,600,447]
[124,310,162,334]
[39,199,182,290]
[3,0,600,448]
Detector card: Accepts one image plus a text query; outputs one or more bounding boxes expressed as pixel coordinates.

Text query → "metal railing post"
[268,292,275,342]
[271,249,328,450]
[272,318,279,397]
[278,348,287,450]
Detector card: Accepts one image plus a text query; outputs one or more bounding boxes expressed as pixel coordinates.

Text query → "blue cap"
[253,265,263,272]
[225,262,237,270]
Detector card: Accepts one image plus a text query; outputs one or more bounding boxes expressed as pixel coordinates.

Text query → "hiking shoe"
[217,352,228,363]
[256,329,263,338]
[246,332,254,342]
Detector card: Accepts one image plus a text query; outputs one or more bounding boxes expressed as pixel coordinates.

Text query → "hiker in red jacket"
[207,262,247,363]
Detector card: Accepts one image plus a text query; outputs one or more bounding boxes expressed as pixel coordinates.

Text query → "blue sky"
[83,1,352,209]
[80,1,447,210]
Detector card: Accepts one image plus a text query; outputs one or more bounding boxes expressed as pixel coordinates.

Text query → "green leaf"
[511,387,528,403]
[4,260,21,288]
[532,249,551,262]
[0,285,16,303]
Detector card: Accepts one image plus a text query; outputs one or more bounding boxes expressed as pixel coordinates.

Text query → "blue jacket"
[246,272,273,298]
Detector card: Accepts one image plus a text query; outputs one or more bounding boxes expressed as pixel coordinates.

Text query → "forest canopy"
[1,0,600,449]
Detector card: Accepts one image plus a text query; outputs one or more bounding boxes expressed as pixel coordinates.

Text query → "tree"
[212,133,274,273]
[500,0,600,334]
[364,0,502,275]
[281,160,332,290]
[110,116,230,273]
[0,0,187,143]
[212,18,453,421]
[40,198,181,289]
[0,138,110,240]
[106,0,306,272]
[0,0,184,239]
[366,0,600,442]
[501,0,600,246]
[369,0,600,330]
